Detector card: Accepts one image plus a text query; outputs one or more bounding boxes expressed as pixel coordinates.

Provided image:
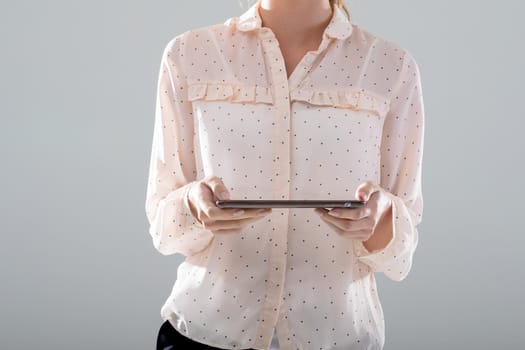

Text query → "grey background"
[1,0,523,349]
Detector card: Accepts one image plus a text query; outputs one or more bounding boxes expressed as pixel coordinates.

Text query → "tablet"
[215,199,365,209]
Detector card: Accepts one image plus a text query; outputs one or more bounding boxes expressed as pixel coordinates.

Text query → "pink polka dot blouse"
[145,2,425,349]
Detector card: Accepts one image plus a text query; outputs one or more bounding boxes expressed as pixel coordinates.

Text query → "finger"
[191,181,215,209]
[207,213,271,233]
[204,175,231,200]
[224,207,273,219]
[319,210,375,233]
[316,208,349,231]
[204,206,272,222]
[319,215,345,236]
[345,216,375,232]
[188,180,268,224]
[193,176,237,220]
[320,215,370,240]
[355,180,379,202]
[326,206,371,220]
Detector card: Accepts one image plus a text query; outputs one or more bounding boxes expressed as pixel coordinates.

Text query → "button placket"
[252,28,292,350]
[304,54,314,63]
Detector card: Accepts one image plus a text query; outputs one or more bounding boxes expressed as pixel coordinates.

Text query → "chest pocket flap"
[187,80,274,105]
[290,87,390,118]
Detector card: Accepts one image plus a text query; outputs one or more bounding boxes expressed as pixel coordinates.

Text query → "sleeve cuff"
[149,181,214,256]
[353,193,415,279]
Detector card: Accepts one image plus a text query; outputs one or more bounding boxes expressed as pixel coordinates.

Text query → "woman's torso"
[160,3,412,350]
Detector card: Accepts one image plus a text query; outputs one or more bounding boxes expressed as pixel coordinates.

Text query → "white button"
[305,55,313,63]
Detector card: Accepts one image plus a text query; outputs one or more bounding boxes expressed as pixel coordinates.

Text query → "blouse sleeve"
[354,51,425,281]
[144,38,214,257]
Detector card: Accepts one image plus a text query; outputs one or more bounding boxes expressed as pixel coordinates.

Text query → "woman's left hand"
[314,181,393,242]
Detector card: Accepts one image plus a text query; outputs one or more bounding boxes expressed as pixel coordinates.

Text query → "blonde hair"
[238,0,351,21]
[329,0,351,21]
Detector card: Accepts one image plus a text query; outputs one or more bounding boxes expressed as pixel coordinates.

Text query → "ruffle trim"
[186,81,389,117]
[290,88,390,117]
[187,81,273,104]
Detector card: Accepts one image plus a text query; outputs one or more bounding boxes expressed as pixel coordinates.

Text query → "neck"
[258,0,333,45]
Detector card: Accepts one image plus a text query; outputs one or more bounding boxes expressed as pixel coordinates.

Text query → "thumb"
[357,190,369,201]
[355,181,374,201]
[206,176,230,200]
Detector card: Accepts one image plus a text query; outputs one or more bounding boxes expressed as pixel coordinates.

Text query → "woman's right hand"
[187,175,272,234]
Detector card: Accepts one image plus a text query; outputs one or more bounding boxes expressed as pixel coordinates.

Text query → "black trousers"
[156,320,256,350]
